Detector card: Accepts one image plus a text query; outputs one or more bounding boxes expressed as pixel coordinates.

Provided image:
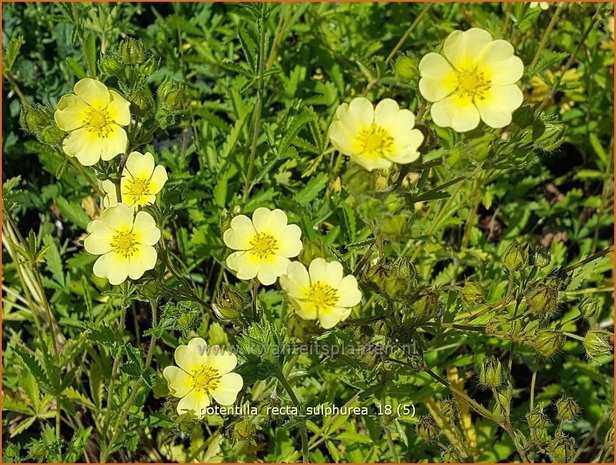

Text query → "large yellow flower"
[54,78,130,166]
[328,97,424,171]
[419,28,524,132]
[223,208,303,286]
[279,258,362,329]
[163,337,243,418]
[84,203,160,285]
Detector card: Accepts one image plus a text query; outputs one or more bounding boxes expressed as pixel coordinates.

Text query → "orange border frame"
[0,1,614,464]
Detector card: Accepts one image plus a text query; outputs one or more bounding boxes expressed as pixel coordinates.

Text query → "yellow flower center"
[86,108,113,137]
[304,281,339,311]
[125,177,151,202]
[249,232,279,259]
[111,230,139,258]
[456,67,491,100]
[191,365,221,393]
[356,124,394,158]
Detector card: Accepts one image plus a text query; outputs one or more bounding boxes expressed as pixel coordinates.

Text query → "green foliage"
[2,2,614,463]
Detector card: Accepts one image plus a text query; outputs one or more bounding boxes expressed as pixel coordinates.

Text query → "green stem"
[529,4,564,70]
[563,331,585,342]
[275,368,309,463]
[385,3,431,64]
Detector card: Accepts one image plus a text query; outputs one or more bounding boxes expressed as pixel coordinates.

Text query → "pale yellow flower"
[223,208,302,286]
[328,97,424,171]
[529,2,549,10]
[100,179,118,209]
[163,337,243,418]
[279,258,362,329]
[54,78,130,166]
[121,151,168,207]
[84,203,160,285]
[419,28,524,132]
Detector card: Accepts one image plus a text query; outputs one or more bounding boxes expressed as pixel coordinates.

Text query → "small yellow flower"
[419,28,524,132]
[54,78,130,166]
[163,337,243,418]
[328,97,424,171]
[122,151,168,207]
[279,258,362,329]
[529,2,549,10]
[84,203,160,285]
[223,208,303,286]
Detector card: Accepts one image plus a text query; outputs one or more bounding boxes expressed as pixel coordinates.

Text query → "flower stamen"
[304,281,339,311]
[111,230,139,258]
[86,108,113,137]
[249,232,279,259]
[456,67,490,100]
[191,365,221,393]
[356,124,394,158]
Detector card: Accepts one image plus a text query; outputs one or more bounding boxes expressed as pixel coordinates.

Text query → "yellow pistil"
[304,281,339,311]
[191,365,221,393]
[111,230,138,258]
[86,108,113,137]
[250,232,279,259]
[456,68,490,100]
[356,124,394,158]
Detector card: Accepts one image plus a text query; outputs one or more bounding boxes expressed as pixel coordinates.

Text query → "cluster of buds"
[526,406,550,439]
[366,258,417,301]
[532,330,565,358]
[101,37,159,76]
[524,278,560,320]
[20,104,64,146]
[546,432,576,462]
[556,397,580,422]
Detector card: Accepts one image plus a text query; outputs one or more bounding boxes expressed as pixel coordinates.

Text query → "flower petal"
[84,220,114,255]
[107,90,131,126]
[124,151,155,179]
[92,252,129,285]
[133,211,160,245]
[475,85,523,128]
[373,99,404,128]
[62,128,103,166]
[328,120,357,155]
[54,94,88,131]
[99,124,127,161]
[127,245,157,280]
[309,258,344,287]
[223,215,256,250]
[207,349,238,375]
[177,390,210,418]
[336,275,362,307]
[335,97,374,134]
[257,255,290,285]
[73,78,110,109]
[318,306,351,329]
[350,153,392,172]
[163,366,193,398]
[175,337,208,373]
[443,28,493,69]
[277,224,303,257]
[478,40,524,85]
[430,94,481,133]
[279,261,310,300]
[148,164,168,195]
[101,203,134,232]
[418,53,458,102]
[211,372,243,406]
[226,251,260,280]
[252,208,288,234]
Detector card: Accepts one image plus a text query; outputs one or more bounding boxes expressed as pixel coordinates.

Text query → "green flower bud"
[381,215,407,237]
[394,53,418,80]
[461,282,484,306]
[583,330,614,361]
[556,397,580,421]
[502,240,529,272]
[39,124,66,146]
[384,193,405,214]
[119,37,147,65]
[547,433,575,463]
[441,447,462,463]
[20,104,51,134]
[414,289,440,319]
[128,89,155,115]
[532,246,551,268]
[524,281,559,319]
[99,53,122,75]
[212,283,246,321]
[479,356,503,388]
[436,398,457,420]
[579,298,601,319]
[532,330,565,358]
[141,57,159,76]
[534,120,566,152]
[342,163,376,195]
[526,407,549,438]
[158,78,189,112]
[416,415,439,442]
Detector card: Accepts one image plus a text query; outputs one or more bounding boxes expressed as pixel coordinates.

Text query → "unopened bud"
[441,447,461,463]
[416,415,439,442]
[534,120,566,152]
[384,193,405,214]
[40,124,66,146]
[532,246,551,268]
[556,397,580,421]
[526,407,549,439]
[583,330,613,361]
[579,298,601,319]
[533,330,565,358]
[525,281,559,319]
[141,57,159,76]
[436,398,457,420]
[394,53,418,80]
[502,241,529,272]
[233,417,255,442]
[414,289,440,319]
[461,282,484,305]
[212,283,245,321]
[119,37,147,65]
[158,78,189,112]
[20,104,51,134]
[381,215,407,237]
[479,356,502,388]
[129,89,155,115]
[99,53,122,75]
[343,163,376,194]
[547,433,575,463]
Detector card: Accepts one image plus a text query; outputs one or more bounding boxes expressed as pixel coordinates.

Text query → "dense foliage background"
[2,2,614,463]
